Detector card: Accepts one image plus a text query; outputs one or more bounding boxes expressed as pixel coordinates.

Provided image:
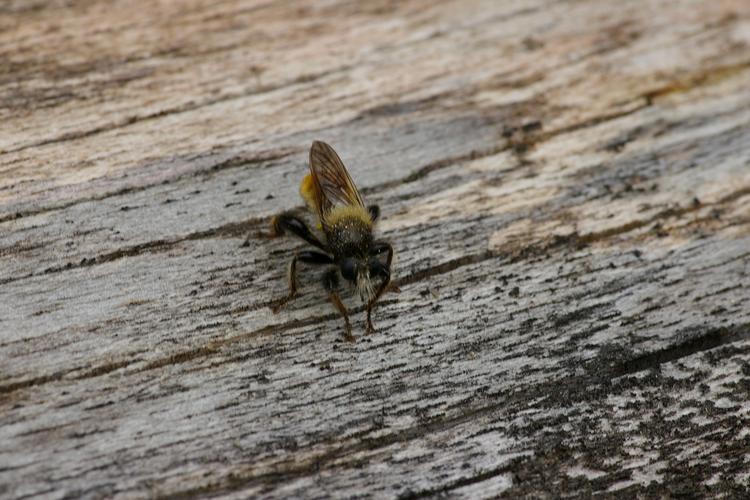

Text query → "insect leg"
[272,251,333,312]
[371,240,393,268]
[270,213,328,250]
[368,205,380,222]
[365,263,391,335]
[323,269,354,342]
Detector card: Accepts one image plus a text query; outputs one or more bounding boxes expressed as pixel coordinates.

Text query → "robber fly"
[268,141,394,342]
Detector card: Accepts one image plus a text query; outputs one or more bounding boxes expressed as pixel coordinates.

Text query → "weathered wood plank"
[2,0,750,498]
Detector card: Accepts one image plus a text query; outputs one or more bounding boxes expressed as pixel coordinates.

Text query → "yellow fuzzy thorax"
[325,205,372,227]
[299,173,372,229]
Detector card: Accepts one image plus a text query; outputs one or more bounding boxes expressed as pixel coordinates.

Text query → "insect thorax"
[326,211,373,260]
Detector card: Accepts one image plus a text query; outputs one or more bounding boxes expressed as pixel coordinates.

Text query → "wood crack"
[398,463,516,499]
[162,316,748,499]
[610,323,750,378]
[0,149,293,225]
[1,68,350,156]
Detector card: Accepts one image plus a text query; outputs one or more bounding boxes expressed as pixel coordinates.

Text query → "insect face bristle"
[356,266,375,302]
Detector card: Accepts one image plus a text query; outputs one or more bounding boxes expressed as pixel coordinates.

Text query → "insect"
[268,141,394,341]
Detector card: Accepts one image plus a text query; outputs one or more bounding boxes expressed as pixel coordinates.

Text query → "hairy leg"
[368,205,380,222]
[323,269,354,342]
[272,250,333,312]
[270,213,327,250]
[366,255,392,334]
[370,240,393,267]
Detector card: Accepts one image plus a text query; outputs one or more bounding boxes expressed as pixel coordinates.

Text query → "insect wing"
[309,141,365,217]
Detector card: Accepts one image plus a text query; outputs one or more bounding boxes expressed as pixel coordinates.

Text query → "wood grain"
[2,0,749,498]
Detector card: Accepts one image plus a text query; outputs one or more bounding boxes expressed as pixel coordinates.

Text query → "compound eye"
[340,258,358,281]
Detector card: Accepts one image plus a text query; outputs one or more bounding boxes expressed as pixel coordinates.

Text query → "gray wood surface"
[2,0,749,498]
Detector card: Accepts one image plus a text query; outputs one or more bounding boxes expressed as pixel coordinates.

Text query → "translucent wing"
[308,141,365,223]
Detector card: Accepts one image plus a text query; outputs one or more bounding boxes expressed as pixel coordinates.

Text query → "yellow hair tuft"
[325,205,372,228]
[299,174,317,213]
